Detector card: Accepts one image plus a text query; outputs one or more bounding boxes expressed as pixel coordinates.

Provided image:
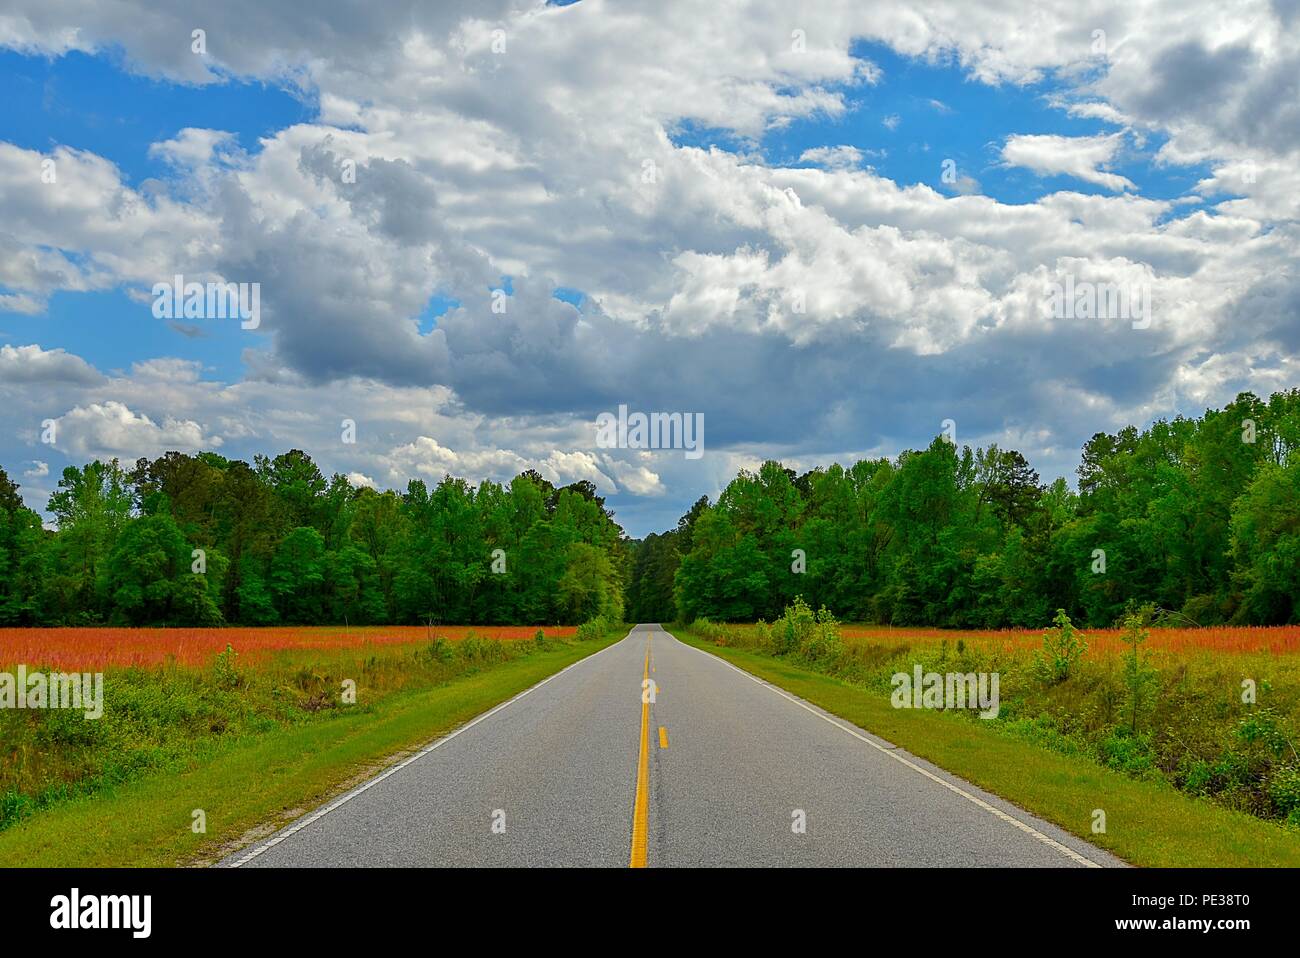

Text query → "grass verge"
[669,629,1300,867]
[0,633,620,867]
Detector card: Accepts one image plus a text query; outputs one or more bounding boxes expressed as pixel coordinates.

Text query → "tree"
[0,468,46,624]
[104,513,223,625]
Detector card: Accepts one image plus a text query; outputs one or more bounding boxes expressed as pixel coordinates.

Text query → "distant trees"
[0,451,628,627]
[657,389,1300,628]
[3,387,1298,629]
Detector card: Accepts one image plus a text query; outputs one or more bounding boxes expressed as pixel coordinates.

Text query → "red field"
[0,625,578,670]
[839,624,1300,657]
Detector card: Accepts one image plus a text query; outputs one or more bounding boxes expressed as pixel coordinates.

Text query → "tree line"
[0,451,628,627]
[2,388,1297,630]
[628,389,1300,628]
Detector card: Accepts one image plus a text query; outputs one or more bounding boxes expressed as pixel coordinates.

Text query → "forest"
[628,388,1300,628]
[0,452,628,627]
[1,388,1298,629]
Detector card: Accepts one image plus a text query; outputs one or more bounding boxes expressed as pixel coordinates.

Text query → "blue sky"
[1,1,1295,536]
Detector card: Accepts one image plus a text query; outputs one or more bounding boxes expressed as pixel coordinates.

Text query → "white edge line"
[226,629,636,867]
[672,634,1104,869]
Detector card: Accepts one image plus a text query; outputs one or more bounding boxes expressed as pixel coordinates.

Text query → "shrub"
[425,637,454,664]
[694,618,734,645]
[212,643,241,689]
[1120,604,1159,734]
[1267,765,1300,825]
[1036,609,1087,684]
[577,616,612,642]
[758,597,843,663]
[1098,730,1155,776]
[458,632,507,664]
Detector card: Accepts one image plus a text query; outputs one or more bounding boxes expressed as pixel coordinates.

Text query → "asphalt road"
[222,625,1123,868]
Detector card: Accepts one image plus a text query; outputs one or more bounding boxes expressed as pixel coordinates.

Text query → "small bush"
[1098,730,1155,776]
[695,618,735,645]
[1120,604,1159,734]
[577,616,611,642]
[1036,609,1087,684]
[1267,765,1300,825]
[425,637,454,664]
[212,643,241,689]
[458,632,507,664]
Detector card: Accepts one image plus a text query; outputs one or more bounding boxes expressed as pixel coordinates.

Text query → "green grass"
[669,629,1300,867]
[0,634,619,867]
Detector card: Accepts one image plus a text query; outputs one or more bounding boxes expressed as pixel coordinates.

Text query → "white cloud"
[54,401,221,459]
[0,0,1298,536]
[1002,133,1137,192]
[148,128,238,169]
[0,344,103,385]
[605,457,665,496]
[798,145,864,170]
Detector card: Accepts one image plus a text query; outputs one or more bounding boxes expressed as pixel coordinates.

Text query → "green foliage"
[1236,706,1298,758]
[424,637,454,664]
[753,597,844,664]
[0,452,627,626]
[655,388,1300,628]
[1097,730,1156,776]
[576,615,620,643]
[212,643,241,690]
[1120,604,1159,735]
[1267,766,1300,825]
[1036,609,1088,684]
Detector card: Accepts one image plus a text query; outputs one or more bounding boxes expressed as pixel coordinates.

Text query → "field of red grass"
[839,624,1300,657]
[0,625,578,670]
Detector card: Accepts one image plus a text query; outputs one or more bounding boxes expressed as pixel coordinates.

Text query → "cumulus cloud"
[0,0,1298,535]
[378,438,630,494]
[0,344,104,385]
[149,128,238,169]
[798,145,865,170]
[1002,133,1137,192]
[54,401,221,459]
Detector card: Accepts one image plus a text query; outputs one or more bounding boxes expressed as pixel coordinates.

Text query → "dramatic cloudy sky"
[1,0,1297,535]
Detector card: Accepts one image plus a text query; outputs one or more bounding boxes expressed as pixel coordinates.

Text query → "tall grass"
[682,606,1300,827]
[0,627,594,833]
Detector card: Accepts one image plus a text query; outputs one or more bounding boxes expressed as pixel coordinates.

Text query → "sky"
[1,0,1298,537]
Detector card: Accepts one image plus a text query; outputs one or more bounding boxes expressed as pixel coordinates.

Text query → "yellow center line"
[630,632,652,868]
[658,726,669,749]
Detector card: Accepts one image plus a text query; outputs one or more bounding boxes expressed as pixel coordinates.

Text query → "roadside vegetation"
[0,621,625,864]
[675,599,1300,848]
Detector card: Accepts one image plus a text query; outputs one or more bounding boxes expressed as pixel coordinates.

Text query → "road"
[222,625,1123,868]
